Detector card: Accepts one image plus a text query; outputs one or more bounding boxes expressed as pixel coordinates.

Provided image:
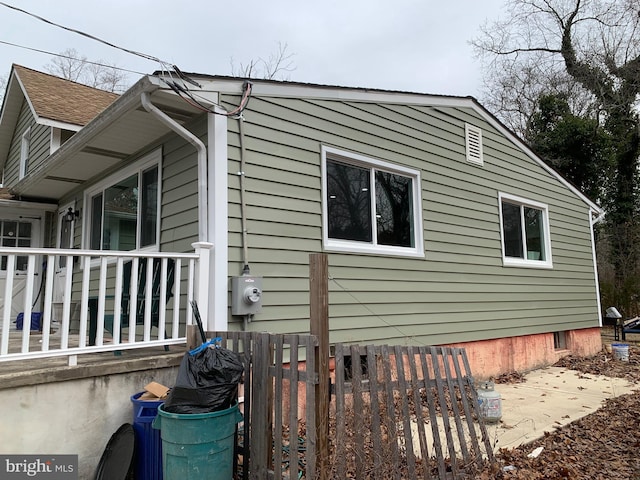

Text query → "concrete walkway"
[485,366,638,452]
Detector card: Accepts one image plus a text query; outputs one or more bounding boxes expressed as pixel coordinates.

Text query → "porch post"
[207,112,229,333]
[192,242,213,330]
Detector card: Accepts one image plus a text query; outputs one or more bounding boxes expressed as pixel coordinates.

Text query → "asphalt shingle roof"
[13,64,119,126]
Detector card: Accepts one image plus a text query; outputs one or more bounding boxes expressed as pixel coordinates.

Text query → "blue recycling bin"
[15,312,42,330]
[131,392,164,480]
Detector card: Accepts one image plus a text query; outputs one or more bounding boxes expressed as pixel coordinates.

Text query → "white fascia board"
[0,71,23,128]
[147,75,221,108]
[161,75,604,215]
[0,72,27,170]
[187,77,475,108]
[37,118,83,131]
[12,73,38,123]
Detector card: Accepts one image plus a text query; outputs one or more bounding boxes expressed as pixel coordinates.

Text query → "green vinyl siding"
[159,118,201,253]
[25,123,50,174]
[222,92,599,346]
[4,99,51,185]
[5,100,33,185]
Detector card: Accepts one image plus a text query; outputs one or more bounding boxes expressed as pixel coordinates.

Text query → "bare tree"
[45,48,129,93]
[230,42,295,80]
[478,55,595,138]
[473,0,640,312]
[474,1,640,130]
[0,74,6,99]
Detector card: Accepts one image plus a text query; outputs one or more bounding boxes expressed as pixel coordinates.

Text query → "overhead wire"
[0,39,147,76]
[0,1,253,117]
[329,276,429,347]
[0,1,165,64]
[161,76,253,117]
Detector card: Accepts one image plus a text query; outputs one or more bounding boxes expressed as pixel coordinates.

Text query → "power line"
[0,1,168,65]
[329,276,428,347]
[0,39,148,77]
[0,2,248,117]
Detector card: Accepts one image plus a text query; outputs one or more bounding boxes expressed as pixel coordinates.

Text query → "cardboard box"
[138,381,170,400]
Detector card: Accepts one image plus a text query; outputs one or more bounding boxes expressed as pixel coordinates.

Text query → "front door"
[0,213,42,319]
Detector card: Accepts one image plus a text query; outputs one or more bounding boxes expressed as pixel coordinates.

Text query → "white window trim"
[498,192,553,269]
[321,146,424,258]
[82,148,162,253]
[50,128,62,153]
[19,127,30,180]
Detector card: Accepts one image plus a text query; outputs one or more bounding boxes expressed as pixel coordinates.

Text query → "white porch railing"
[0,244,212,364]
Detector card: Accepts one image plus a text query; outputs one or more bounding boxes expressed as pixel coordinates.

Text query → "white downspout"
[140,91,208,241]
[141,91,213,328]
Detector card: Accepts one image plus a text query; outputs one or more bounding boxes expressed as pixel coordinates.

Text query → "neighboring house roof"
[12,64,119,126]
[0,64,119,172]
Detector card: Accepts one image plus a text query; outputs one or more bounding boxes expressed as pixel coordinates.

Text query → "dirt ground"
[476,334,640,479]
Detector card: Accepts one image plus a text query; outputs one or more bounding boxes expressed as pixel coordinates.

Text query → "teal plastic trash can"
[131,392,164,480]
[153,403,242,480]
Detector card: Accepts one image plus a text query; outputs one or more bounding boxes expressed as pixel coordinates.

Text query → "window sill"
[324,241,425,258]
[502,258,553,269]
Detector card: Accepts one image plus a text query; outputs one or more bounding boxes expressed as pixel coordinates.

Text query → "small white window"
[84,149,161,252]
[321,146,424,257]
[19,127,30,179]
[499,193,552,268]
[465,124,483,166]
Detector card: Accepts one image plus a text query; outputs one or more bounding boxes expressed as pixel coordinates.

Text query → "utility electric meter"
[231,275,263,315]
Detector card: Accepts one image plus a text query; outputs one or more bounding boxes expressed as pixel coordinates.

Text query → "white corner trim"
[208,111,229,331]
[589,209,603,326]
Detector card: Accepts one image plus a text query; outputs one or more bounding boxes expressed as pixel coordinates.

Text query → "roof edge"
[11,76,158,196]
[183,74,602,213]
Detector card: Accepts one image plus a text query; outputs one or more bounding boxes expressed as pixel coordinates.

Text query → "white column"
[207,111,229,331]
[192,242,214,327]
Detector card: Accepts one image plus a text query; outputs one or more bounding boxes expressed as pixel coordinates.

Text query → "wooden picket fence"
[331,343,494,479]
[193,330,321,480]
[193,330,495,479]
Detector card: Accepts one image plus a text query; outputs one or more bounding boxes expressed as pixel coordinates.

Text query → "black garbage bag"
[164,339,244,414]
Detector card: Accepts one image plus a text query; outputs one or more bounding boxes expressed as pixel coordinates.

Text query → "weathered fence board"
[191,329,494,479]
[331,344,494,479]
[202,330,320,480]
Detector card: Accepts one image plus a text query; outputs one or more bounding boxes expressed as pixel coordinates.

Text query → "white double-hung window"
[499,192,552,268]
[321,146,424,257]
[84,149,161,251]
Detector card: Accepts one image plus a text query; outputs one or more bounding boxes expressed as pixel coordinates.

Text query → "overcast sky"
[0,1,507,98]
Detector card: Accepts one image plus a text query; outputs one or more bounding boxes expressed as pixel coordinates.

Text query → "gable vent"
[465,123,484,166]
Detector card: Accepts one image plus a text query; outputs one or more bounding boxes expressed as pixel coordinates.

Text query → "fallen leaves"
[475,345,640,479]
